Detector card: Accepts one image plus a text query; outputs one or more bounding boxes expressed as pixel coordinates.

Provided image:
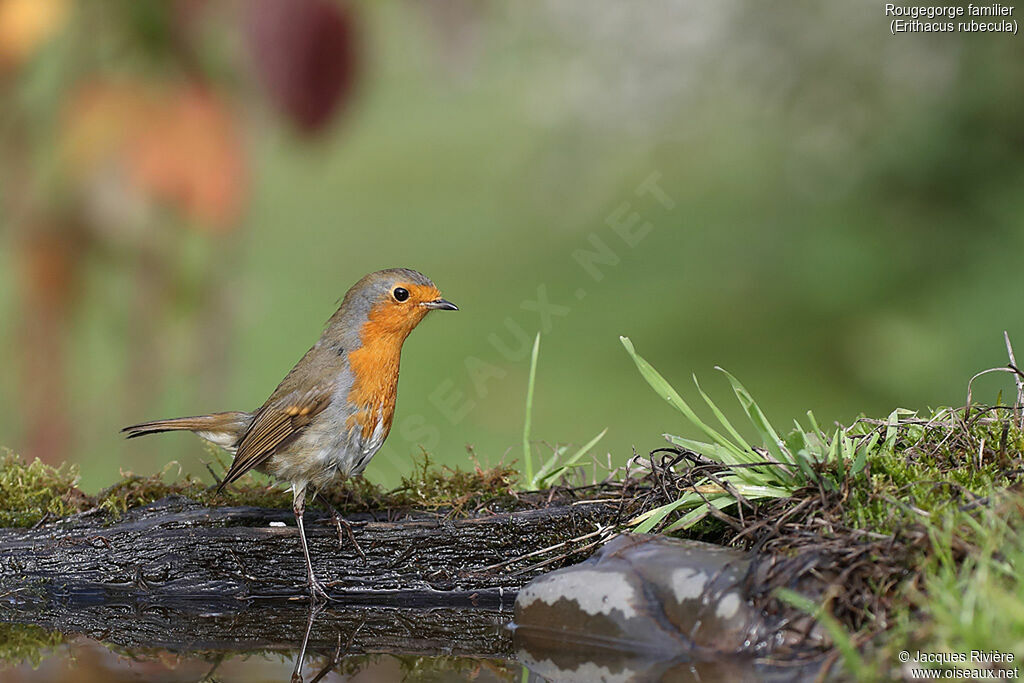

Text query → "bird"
[122,268,458,601]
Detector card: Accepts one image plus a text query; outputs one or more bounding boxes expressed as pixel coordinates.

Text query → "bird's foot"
[323,504,367,564]
[335,517,367,564]
[308,576,332,604]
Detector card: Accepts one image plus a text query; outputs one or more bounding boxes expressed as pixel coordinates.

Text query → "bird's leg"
[315,492,366,564]
[290,599,325,683]
[293,484,330,603]
[307,615,365,683]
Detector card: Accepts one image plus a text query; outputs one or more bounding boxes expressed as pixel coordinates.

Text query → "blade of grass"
[664,434,777,488]
[620,337,757,464]
[851,431,878,475]
[775,588,872,681]
[522,332,540,486]
[631,477,793,533]
[663,494,736,532]
[530,445,567,490]
[806,410,826,442]
[883,409,902,456]
[717,367,790,464]
[693,374,754,453]
[533,428,608,489]
[631,491,703,532]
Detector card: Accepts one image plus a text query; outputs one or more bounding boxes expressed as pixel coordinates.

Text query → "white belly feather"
[270,388,388,491]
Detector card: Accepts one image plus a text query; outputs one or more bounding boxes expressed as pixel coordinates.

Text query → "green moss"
[90,452,518,519]
[867,497,1024,677]
[0,449,520,527]
[387,453,517,512]
[833,407,1024,534]
[0,623,64,669]
[762,408,1024,676]
[315,454,518,515]
[94,468,292,515]
[0,450,88,527]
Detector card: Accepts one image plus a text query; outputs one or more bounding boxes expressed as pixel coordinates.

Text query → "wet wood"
[0,495,617,603]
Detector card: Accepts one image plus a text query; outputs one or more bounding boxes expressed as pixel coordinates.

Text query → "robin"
[122,268,457,601]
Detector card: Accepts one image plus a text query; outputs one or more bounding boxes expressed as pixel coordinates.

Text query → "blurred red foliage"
[62,81,247,231]
[245,0,359,134]
[4,0,364,467]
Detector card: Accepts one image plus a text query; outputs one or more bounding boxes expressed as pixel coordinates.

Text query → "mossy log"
[0,495,617,605]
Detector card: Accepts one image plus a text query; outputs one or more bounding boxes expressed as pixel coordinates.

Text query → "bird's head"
[333,268,457,348]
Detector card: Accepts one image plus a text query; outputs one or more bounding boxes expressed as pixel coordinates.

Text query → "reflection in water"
[516,642,819,683]
[2,635,814,683]
[0,606,817,683]
[0,601,519,683]
[0,636,518,682]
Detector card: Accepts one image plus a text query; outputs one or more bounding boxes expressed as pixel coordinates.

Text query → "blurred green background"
[1,1,1022,492]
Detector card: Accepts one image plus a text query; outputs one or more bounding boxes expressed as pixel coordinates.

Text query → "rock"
[513,533,821,682]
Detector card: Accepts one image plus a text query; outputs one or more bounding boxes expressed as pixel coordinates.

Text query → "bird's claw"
[324,505,368,564]
[308,578,332,604]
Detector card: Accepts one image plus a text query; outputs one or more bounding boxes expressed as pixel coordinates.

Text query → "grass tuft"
[520,333,609,490]
[530,428,608,490]
[622,333,1024,677]
[621,337,805,533]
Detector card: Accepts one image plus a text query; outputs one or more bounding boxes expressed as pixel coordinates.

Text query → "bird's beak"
[422,298,458,311]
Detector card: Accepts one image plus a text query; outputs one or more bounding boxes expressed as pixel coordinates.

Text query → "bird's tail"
[121,412,252,443]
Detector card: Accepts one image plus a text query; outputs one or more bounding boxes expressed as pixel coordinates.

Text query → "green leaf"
[631,493,700,533]
[729,482,794,498]
[883,409,905,455]
[851,431,879,475]
[693,374,753,453]
[663,434,768,487]
[620,337,747,459]
[533,428,608,489]
[806,410,826,441]
[663,494,735,532]
[826,428,840,464]
[785,425,808,457]
[717,367,791,465]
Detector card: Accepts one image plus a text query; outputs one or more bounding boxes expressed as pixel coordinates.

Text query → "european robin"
[122,268,457,600]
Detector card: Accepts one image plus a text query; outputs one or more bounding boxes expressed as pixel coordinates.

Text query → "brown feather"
[121,412,251,440]
[217,386,333,491]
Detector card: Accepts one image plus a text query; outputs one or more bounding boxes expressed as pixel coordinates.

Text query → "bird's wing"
[217,385,333,491]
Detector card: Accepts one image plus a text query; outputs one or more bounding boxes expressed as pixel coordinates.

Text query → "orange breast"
[346,342,399,441]
[344,284,442,441]
[345,307,414,440]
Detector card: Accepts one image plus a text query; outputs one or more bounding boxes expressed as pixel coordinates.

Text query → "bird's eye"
[393,287,410,302]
